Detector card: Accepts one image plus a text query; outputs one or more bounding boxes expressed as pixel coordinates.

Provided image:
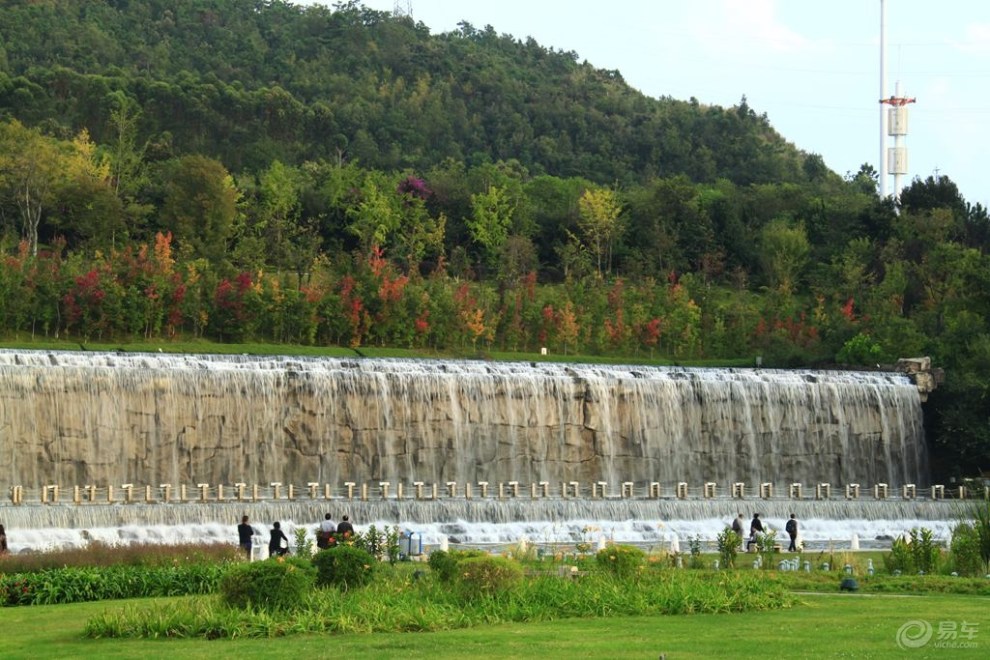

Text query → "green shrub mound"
[595,544,645,578]
[219,558,315,612]
[427,549,488,582]
[312,545,376,590]
[455,555,523,597]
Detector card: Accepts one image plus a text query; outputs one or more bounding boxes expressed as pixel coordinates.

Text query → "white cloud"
[691,0,814,57]
[955,22,990,55]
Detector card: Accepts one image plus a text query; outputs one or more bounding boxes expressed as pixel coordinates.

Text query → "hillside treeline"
[0,1,988,478]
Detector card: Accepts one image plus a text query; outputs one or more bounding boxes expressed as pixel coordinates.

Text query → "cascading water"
[0,350,934,552]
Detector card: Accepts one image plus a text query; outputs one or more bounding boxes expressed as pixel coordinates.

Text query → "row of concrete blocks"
[5,481,982,505]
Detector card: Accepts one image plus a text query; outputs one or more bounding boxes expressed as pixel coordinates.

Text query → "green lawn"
[1,593,986,659]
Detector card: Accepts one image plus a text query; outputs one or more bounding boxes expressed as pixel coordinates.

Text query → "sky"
[305,1,990,208]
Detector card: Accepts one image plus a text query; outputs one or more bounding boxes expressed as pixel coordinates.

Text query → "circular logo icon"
[897,620,933,649]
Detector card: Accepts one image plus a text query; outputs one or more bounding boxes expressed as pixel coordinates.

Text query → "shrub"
[312,545,376,590]
[595,544,645,578]
[716,527,741,568]
[427,549,487,582]
[455,555,523,597]
[219,557,315,612]
[884,536,914,574]
[949,523,983,576]
[966,499,990,574]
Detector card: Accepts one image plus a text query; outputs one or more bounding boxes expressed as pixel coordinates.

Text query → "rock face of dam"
[0,351,929,492]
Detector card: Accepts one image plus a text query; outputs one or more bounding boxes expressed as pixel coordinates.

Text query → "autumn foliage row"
[0,232,844,360]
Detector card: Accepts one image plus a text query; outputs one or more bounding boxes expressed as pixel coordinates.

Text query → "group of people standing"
[237,512,356,559]
[731,512,800,552]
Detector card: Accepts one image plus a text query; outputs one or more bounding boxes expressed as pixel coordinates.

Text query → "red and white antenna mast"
[880,82,917,200]
[879,0,887,198]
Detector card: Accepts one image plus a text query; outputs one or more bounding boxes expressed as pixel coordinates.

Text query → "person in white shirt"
[317,513,336,549]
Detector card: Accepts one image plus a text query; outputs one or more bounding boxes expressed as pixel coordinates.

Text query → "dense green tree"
[0,120,64,255]
[158,154,238,263]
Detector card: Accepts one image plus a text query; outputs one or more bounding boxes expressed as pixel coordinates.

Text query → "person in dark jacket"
[336,515,354,537]
[268,521,289,558]
[237,515,255,558]
[785,513,799,552]
[747,513,765,552]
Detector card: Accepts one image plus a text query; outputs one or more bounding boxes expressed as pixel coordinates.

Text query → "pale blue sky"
[307,1,990,208]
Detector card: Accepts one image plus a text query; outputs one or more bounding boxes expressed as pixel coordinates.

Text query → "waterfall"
[0,350,928,492]
[0,499,961,554]
[0,349,934,552]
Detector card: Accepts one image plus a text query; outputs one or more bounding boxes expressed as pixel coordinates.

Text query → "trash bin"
[403,531,422,557]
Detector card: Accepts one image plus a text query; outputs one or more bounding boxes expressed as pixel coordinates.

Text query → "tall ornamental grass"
[0,563,228,606]
[84,566,794,639]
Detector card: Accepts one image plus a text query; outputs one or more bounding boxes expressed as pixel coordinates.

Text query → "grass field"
[1,592,985,659]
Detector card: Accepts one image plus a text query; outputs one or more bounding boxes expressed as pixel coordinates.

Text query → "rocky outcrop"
[894,357,943,402]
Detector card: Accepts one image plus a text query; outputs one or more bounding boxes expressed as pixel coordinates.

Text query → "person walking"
[748,513,764,552]
[731,513,746,551]
[785,513,799,552]
[0,524,8,555]
[237,515,255,559]
[268,521,289,558]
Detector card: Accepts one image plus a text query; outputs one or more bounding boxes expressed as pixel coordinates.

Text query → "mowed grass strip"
[1,593,986,659]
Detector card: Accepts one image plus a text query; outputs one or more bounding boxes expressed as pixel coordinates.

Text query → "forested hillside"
[0,0,988,478]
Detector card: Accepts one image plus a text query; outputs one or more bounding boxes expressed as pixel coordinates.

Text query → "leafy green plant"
[909,527,941,574]
[343,524,402,564]
[716,527,741,569]
[687,535,704,569]
[312,545,376,590]
[294,526,312,558]
[595,544,645,578]
[454,555,523,598]
[219,557,315,612]
[756,530,778,569]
